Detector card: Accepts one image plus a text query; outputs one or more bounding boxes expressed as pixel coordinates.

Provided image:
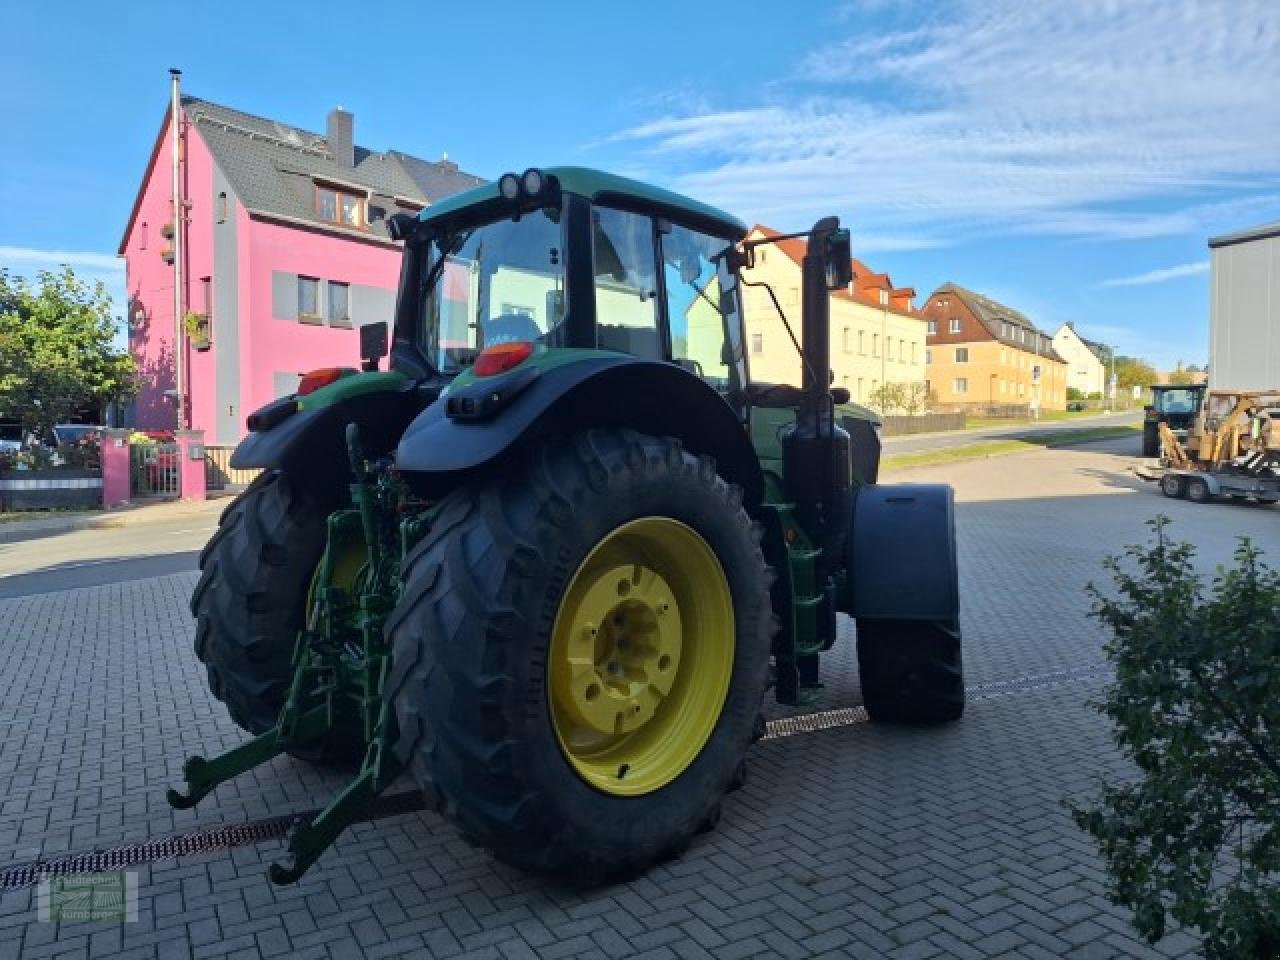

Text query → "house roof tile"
[751,225,921,319]
[120,96,486,250]
[932,282,1065,363]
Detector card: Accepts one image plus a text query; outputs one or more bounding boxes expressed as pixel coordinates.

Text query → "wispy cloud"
[1098,261,1209,288]
[609,0,1280,239]
[0,246,122,272]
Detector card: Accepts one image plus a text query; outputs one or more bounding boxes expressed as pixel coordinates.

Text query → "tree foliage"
[0,268,135,435]
[1071,518,1280,958]
[868,380,930,415]
[1112,355,1159,391]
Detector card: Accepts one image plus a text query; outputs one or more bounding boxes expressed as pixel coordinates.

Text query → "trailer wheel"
[1160,474,1185,499]
[387,429,771,882]
[1186,477,1212,503]
[856,619,965,723]
[191,470,361,763]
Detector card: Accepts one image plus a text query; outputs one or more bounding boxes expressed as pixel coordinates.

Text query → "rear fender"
[843,483,958,621]
[231,375,432,487]
[395,357,764,507]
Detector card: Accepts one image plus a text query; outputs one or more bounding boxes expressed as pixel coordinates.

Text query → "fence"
[204,445,261,492]
[878,413,966,436]
[130,442,181,498]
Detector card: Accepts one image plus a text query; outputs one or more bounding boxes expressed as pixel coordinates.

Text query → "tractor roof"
[418,166,748,239]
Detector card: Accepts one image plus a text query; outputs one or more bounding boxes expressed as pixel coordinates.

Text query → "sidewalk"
[0,493,233,544]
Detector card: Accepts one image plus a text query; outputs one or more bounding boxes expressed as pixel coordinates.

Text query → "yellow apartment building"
[920,283,1068,411]
[742,226,927,406]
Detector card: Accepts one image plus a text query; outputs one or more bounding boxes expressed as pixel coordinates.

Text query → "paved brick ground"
[1,437,1275,958]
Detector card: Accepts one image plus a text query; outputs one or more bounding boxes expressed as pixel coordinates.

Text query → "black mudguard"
[230,385,431,480]
[396,357,765,507]
[843,483,958,621]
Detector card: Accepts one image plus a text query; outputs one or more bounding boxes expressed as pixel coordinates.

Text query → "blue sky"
[3,0,1279,370]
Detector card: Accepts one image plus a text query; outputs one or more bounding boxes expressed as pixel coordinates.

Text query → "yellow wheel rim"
[306,527,367,617]
[548,517,735,796]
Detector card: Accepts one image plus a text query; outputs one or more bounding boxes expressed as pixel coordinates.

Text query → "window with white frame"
[953,377,968,393]
[859,330,866,354]
[751,333,763,354]
[842,327,851,353]
[926,319,937,335]
[949,317,961,333]
[955,347,969,363]
[926,348,932,364]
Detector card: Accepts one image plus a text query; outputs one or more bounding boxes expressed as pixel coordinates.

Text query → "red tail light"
[297,367,350,395]
[474,341,534,377]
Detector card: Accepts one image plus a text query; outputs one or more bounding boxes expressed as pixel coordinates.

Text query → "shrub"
[1071,518,1280,959]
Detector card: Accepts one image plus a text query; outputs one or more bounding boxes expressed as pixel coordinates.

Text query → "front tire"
[856,619,965,723]
[387,430,772,881]
[1142,422,1160,457]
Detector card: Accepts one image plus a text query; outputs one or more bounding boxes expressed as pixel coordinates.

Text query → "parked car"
[51,424,104,448]
[0,423,22,454]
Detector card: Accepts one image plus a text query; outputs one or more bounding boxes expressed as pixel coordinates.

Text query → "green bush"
[1071,518,1280,958]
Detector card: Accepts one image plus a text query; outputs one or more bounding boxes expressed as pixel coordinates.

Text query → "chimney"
[328,107,354,168]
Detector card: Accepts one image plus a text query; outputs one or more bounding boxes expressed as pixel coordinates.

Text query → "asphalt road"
[0,505,218,598]
[882,409,1141,454]
[0,414,1143,598]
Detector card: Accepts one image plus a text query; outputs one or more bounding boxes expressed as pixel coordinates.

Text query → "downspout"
[170,68,186,431]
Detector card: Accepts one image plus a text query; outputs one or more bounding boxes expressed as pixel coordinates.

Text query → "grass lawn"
[882,424,1140,470]
[963,409,1114,429]
[0,507,102,525]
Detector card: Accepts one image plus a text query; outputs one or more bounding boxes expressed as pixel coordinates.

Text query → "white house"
[1051,323,1107,397]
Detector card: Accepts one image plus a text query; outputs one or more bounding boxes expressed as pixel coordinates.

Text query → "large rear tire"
[856,619,965,723]
[191,470,360,762]
[387,429,772,882]
[1142,422,1160,457]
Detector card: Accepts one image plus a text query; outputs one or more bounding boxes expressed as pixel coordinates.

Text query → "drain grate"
[763,662,1112,741]
[0,790,426,891]
[1,664,1116,889]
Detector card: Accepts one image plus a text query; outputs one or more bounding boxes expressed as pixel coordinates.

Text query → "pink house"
[118,93,483,443]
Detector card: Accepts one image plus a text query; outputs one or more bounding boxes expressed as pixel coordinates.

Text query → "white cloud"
[1098,261,1209,288]
[609,0,1280,239]
[0,246,122,273]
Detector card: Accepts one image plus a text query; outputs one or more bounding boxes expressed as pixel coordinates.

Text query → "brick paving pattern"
[2,439,1273,958]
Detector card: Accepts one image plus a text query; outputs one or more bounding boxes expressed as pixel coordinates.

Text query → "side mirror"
[359,322,389,372]
[824,228,853,290]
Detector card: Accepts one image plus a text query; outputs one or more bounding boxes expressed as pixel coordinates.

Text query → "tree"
[868,381,929,415]
[1067,386,1086,403]
[0,268,135,435]
[1112,355,1159,391]
[1071,518,1280,959]
[1168,368,1200,386]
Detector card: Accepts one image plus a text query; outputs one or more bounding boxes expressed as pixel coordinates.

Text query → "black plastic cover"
[845,483,958,621]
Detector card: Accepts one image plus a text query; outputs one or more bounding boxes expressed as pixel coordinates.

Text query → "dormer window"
[316,185,365,228]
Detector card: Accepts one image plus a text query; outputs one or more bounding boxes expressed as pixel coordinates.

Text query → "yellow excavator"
[1140,388,1280,504]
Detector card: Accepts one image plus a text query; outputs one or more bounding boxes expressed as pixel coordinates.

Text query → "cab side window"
[592,207,662,361]
[661,223,744,401]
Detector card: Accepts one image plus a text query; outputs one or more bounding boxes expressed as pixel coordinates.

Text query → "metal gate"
[130,442,181,498]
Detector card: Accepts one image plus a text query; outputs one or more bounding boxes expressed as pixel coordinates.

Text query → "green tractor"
[171,167,964,884]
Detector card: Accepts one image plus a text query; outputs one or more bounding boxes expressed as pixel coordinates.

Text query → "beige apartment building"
[742,226,927,405]
[1051,323,1108,397]
[920,283,1068,411]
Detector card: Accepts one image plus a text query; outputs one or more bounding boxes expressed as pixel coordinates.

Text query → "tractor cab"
[386,167,756,411]
[1142,383,1207,456]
